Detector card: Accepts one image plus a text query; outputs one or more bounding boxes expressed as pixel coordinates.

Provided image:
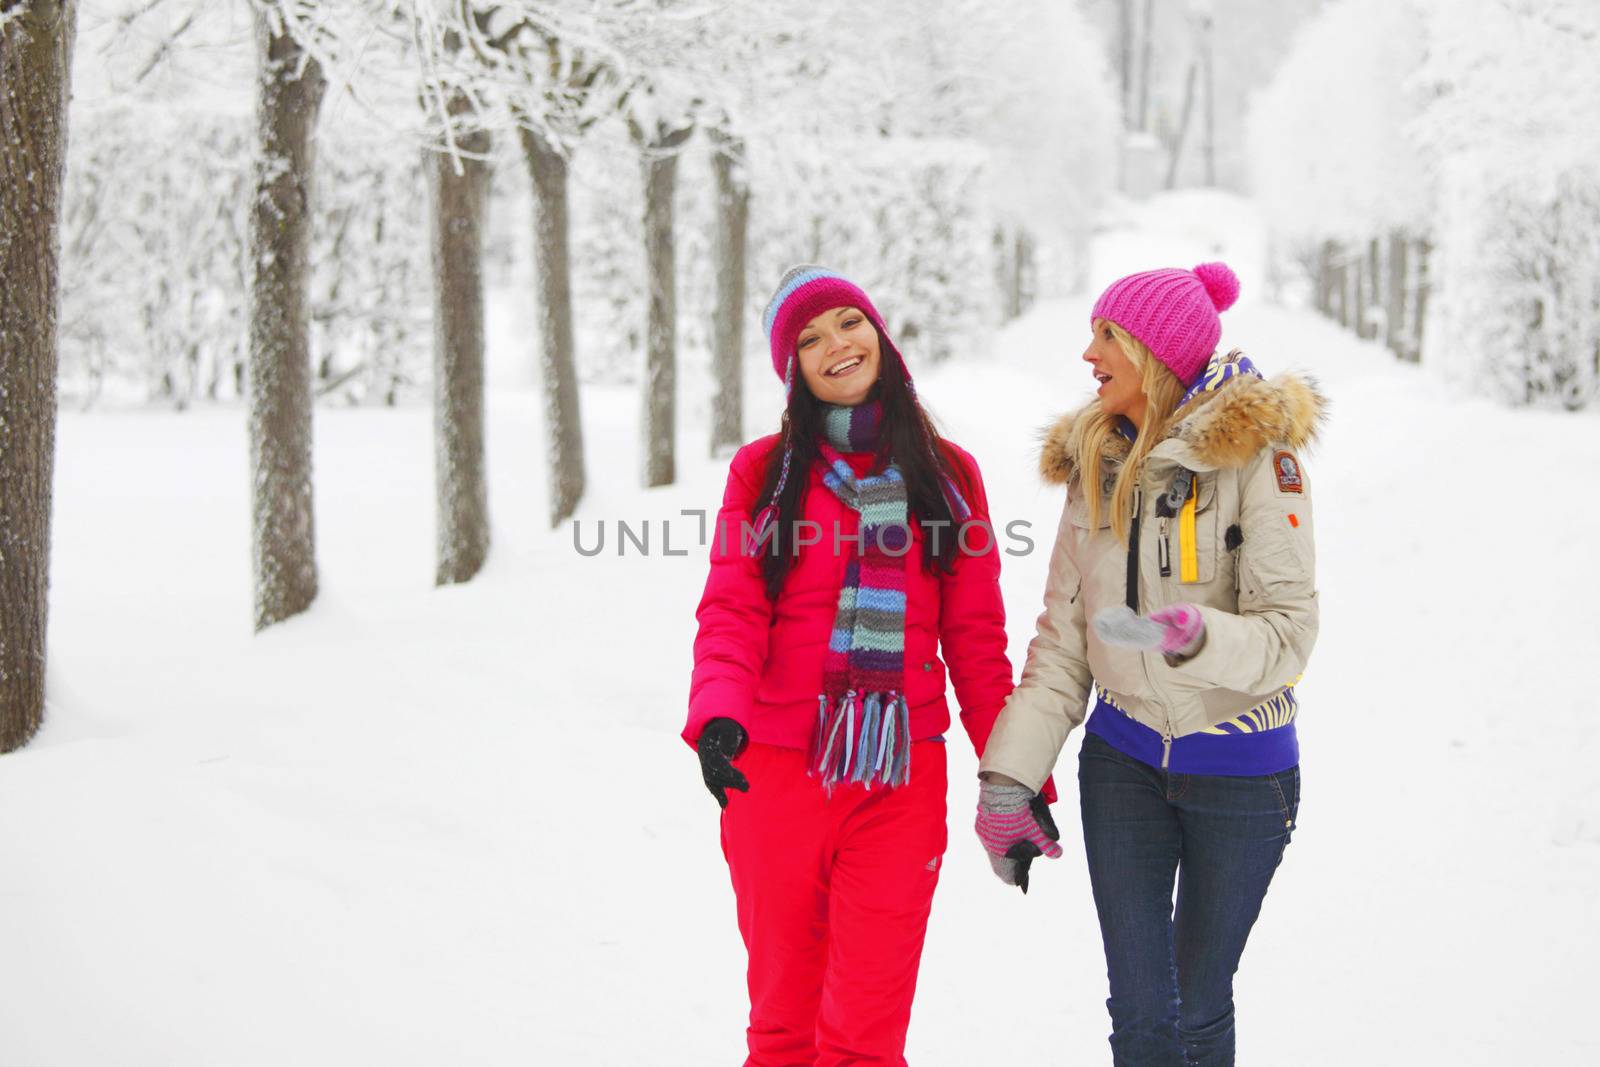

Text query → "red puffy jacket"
[684,433,1025,780]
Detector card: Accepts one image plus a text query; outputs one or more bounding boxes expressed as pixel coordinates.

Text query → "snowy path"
[3,194,1596,1064]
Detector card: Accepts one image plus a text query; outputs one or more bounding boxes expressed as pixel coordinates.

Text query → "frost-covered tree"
[628,105,694,488]
[0,0,77,750]
[248,2,327,630]
[603,1,709,488]
[669,2,782,457]
[456,1,620,525]
[427,80,492,585]
[707,125,748,455]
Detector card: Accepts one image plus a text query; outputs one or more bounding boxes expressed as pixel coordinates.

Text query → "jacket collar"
[1039,351,1327,484]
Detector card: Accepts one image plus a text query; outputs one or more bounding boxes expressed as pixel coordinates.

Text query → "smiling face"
[795,306,882,406]
[1084,318,1149,429]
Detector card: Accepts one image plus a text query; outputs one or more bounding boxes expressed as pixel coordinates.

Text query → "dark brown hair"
[752,329,973,600]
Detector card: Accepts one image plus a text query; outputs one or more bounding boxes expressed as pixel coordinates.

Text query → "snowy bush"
[567,133,648,385]
[308,122,431,407]
[1412,0,1600,408]
[59,101,432,409]
[1463,170,1600,408]
[59,103,253,407]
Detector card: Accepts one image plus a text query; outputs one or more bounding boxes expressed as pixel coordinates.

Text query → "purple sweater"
[1084,684,1299,776]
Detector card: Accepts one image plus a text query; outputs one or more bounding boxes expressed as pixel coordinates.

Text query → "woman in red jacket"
[685,265,1024,1066]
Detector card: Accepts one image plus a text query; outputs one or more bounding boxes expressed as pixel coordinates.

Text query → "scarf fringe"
[810,689,911,790]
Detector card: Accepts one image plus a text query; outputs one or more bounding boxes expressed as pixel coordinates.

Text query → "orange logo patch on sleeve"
[1273,451,1303,494]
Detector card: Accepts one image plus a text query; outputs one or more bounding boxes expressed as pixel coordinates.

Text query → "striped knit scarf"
[808,401,974,790]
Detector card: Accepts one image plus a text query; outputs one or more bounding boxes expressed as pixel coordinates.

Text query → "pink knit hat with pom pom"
[1090,262,1240,385]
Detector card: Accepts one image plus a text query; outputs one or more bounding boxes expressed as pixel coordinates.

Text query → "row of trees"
[1249,0,1600,409]
[1,0,1118,750]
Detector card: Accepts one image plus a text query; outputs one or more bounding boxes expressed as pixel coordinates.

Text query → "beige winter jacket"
[978,356,1326,789]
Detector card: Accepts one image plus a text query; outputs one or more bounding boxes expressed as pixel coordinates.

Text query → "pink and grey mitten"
[976,782,1063,893]
[1093,603,1206,657]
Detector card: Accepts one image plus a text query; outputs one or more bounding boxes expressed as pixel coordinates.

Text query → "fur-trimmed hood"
[1039,359,1327,485]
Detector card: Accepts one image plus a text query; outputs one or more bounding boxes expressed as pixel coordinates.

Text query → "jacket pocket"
[904,629,946,704]
[1157,472,1218,586]
[1236,522,1310,607]
[1067,490,1113,530]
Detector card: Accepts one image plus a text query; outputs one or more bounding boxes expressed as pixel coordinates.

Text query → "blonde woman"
[972,263,1325,1066]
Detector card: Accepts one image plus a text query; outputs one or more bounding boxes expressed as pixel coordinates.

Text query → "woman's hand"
[697,717,750,809]
[1093,603,1206,658]
[975,782,1063,893]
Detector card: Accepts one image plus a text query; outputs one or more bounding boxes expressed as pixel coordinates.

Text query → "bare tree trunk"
[1386,230,1408,358]
[1411,236,1432,364]
[709,129,748,457]
[1137,0,1155,132]
[1200,14,1215,186]
[429,98,491,585]
[0,0,76,751]
[1014,230,1034,318]
[249,12,324,632]
[636,122,693,488]
[1353,249,1368,339]
[521,125,585,527]
[1164,61,1197,189]
[1363,236,1381,340]
[1118,0,1132,129]
[1333,246,1350,329]
[993,226,1012,319]
[1316,240,1335,316]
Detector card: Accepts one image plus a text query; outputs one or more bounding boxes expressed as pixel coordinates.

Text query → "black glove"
[1005,841,1042,893]
[697,717,750,809]
[1010,794,1061,894]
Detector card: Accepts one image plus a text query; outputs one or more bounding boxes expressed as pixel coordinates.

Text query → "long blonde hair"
[1076,320,1189,542]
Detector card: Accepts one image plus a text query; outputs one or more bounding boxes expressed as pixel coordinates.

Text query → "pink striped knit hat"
[1090,262,1240,385]
[762,265,906,393]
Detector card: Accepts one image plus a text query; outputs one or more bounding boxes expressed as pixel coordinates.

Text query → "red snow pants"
[719,741,948,1067]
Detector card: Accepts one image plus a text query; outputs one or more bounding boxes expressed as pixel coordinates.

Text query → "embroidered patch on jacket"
[1273,451,1303,494]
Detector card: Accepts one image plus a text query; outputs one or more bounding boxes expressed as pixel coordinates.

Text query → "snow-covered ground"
[4,193,1596,1065]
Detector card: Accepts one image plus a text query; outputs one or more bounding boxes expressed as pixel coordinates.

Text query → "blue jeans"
[1078,732,1299,1067]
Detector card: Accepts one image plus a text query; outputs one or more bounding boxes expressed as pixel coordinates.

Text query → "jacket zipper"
[1124,484,1143,611]
[1127,477,1178,770]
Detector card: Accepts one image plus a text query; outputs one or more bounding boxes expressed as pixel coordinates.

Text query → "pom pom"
[1193,262,1240,312]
